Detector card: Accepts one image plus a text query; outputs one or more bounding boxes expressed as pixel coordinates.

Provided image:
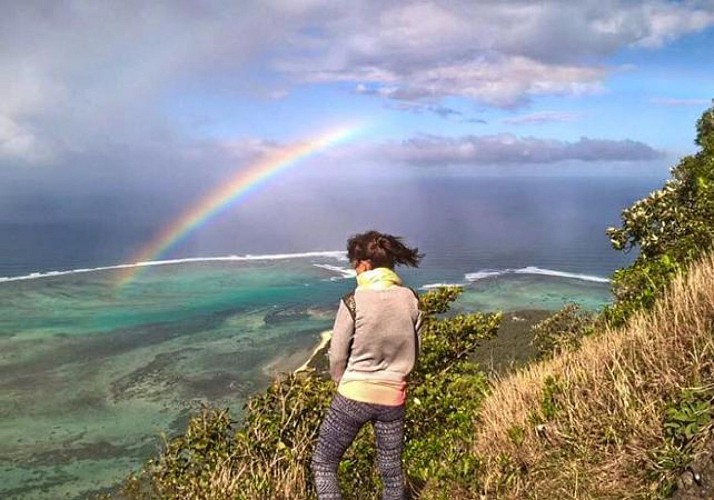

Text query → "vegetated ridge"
[112,102,714,499]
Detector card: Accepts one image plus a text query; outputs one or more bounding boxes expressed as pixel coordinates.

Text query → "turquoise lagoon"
[0,252,614,499]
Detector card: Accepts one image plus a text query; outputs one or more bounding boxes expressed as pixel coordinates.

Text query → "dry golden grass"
[468,253,714,499]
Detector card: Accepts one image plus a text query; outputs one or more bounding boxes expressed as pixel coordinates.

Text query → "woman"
[311,230,423,500]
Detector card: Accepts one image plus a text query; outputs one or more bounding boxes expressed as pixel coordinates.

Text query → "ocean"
[0,174,664,498]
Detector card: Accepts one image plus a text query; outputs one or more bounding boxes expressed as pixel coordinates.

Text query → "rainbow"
[116,125,362,287]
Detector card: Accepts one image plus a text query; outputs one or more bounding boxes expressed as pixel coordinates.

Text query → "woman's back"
[343,286,420,381]
[312,230,423,500]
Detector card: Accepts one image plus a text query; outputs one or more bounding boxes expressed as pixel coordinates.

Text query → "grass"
[464,253,714,499]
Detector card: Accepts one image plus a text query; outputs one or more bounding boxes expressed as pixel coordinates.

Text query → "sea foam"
[420,282,464,290]
[0,251,346,284]
[312,264,355,279]
[465,266,610,284]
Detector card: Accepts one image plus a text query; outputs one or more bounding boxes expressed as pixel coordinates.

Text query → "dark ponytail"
[346,230,422,269]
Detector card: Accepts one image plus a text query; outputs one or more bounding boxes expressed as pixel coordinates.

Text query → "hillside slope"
[451,253,714,499]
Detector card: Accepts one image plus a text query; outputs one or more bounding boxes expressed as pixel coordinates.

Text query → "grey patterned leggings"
[311,393,406,500]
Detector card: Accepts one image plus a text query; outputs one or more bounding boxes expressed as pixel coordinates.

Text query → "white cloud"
[0,115,53,163]
[275,0,714,107]
[375,100,463,119]
[387,133,663,166]
[0,1,308,162]
[0,0,711,164]
[341,57,605,108]
[390,57,606,108]
[635,1,714,47]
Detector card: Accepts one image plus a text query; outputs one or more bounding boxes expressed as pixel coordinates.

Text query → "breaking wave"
[420,282,464,290]
[312,264,355,279]
[420,267,609,289]
[0,251,346,284]
[465,266,610,283]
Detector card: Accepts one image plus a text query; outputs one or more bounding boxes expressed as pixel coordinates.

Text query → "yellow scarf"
[356,267,402,290]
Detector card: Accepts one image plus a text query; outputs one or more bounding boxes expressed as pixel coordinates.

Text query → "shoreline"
[293,330,332,374]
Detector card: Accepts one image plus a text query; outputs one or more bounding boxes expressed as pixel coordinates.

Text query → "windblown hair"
[346,230,423,269]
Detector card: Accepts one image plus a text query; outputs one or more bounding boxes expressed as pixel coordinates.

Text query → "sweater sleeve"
[328,299,355,383]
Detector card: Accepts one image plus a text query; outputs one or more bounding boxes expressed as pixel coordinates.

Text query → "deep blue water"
[0,175,663,280]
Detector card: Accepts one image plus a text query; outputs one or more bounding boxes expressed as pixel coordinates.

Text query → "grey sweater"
[329,286,423,384]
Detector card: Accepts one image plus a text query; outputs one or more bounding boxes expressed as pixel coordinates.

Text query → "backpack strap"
[341,291,357,321]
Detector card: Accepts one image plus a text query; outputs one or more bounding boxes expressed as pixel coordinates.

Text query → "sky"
[1,0,713,239]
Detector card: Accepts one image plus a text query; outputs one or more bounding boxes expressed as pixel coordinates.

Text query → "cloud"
[0,1,317,163]
[428,107,463,119]
[1,0,711,166]
[379,100,463,119]
[0,115,53,163]
[388,134,663,166]
[502,111,582,125]
[462,118,488,125]
[312,55,607,109]
[634,2,714,47]
[275,0,714,107]
[0,133,313,224]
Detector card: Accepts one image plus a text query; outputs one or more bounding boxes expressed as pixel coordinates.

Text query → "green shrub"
[418,286,462,315]
[530,303,595,359]
[663,388,713,447]
[647,388,714,495]
[120,406,238,498]
[507,425,526,447]
[405,360,489,490]
[606,102,714,325]
[539,375,563,422]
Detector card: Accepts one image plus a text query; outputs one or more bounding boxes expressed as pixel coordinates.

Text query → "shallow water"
[0,254,615,499]
[455,273,612,312]
[0,259,342,499]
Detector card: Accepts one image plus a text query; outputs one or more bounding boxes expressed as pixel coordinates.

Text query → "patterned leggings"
[311,393,406,500]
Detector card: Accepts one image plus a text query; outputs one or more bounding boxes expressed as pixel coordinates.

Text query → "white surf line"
[462,270,504,281]
[0,250,347,284]
[420,282,465,290]
[0,265,133,283]
[512,266,610,283]
[465,266,610,284]
[312,263,355,279]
